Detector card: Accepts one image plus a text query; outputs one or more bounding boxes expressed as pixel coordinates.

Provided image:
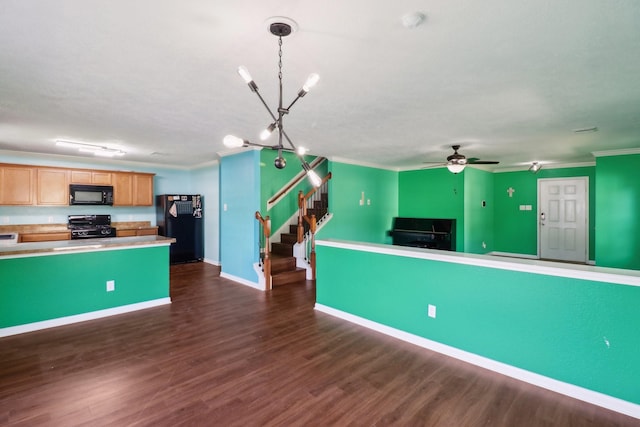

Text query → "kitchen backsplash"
[0,205,156,226]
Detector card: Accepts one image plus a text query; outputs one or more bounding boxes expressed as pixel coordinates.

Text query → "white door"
[538,178,588,263]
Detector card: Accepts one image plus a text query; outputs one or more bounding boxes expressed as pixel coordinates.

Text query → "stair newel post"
[297,190,305,244]
[255,211,272,290]
[309,214,317,280]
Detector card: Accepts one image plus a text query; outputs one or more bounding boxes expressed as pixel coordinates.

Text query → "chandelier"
[223,19,322,187]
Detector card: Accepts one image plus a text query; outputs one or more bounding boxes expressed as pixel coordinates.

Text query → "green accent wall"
[259,150,326,233]
[316,243,640,405]
[493,166,596,259]
[464,168,494,254]
[320,162,398,244]
[596,154,640,269]
[398,168,465,251]
[1,246,170,328]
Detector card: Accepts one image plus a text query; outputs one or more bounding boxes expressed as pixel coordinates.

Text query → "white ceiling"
[1,0,639,170]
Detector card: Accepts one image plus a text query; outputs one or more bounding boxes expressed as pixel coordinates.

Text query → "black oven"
[69,184,114,205]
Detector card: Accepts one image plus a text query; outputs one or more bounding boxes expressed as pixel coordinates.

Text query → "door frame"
[537,177,589,263]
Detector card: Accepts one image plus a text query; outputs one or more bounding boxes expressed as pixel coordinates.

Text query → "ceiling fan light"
[447,163,466,174]
[223,134,245,148]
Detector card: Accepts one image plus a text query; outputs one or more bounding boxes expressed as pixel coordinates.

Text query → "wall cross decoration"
[507,187,515,197]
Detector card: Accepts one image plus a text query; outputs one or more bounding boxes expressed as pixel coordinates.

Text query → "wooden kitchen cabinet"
[36,168,69,205]
[113,172,133,205]
[0,163,153,207]
[0,164,35,205]
[20,232,71,242]
[115,227,158,237]
[70,170,112,185]
[133,173,154,206]
[113,172,154,206]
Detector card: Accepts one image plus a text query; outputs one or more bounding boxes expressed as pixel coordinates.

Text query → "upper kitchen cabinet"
[36,168,69,205]
[70,170,112,185]
[133,173,154,206]
[0,164,35,205]
[113,172,154,206]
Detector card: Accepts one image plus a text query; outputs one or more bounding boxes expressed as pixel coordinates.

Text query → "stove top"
[68,215,115,239]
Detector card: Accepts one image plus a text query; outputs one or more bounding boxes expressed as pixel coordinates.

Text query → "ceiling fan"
[423,145,499,173]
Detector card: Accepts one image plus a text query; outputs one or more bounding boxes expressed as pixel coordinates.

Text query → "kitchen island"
[0,235,175,337]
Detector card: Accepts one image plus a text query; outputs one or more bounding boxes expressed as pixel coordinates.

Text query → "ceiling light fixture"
[529,162,542,173]
[223,18,322,187]
[446,163,466,174]
[56,140,125,157]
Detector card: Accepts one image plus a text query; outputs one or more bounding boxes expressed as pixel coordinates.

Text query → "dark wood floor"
[1,263,637,426]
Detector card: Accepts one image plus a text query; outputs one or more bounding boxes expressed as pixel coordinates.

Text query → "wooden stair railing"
[297,172,332,280]
[255,211,271,290]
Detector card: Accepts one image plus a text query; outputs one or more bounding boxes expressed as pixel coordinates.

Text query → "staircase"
[268,191,329,286]
[269,225,307,286]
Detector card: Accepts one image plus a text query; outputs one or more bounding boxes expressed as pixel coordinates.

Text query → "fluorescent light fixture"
[56,140,125,157]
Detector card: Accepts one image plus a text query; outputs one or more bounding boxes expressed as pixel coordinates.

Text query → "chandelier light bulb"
[223,134,245,148]
[237,66,253,84]
[296,146,308,155]
[302,73,320,93]
[260,123,277,141]
[306,169,322,187]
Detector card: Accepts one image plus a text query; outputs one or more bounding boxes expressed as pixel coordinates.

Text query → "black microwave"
[69,184,114,205]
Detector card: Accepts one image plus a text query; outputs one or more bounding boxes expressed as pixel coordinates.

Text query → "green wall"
[464,168,494,254]
[316,243,640,405]
[319,162,398,244]
[596,154,640,269]
[399,168,465,251]
[493,166,596,259]
[260,150,326,233]
[1,246,170,328]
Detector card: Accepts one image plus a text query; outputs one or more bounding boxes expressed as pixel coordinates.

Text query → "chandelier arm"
[252,88,279,124]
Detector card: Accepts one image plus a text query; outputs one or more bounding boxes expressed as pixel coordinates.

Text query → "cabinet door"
[70,170,92,184]
[37,168,69,205]
[0,165,35,205]
[92,171,112,185]
[113,173,133,206]
[133,174,154,206]
[71,170,113,184]
[116,229,137,237]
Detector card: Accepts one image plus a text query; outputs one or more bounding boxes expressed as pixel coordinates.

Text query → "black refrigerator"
[156,194,204,264]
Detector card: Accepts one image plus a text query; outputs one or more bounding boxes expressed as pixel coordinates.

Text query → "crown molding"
[592,148,640,157]
[329,156,399,171]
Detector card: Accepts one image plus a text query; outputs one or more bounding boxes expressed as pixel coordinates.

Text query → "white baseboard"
[203,258,221,266]
[220,272,264,291]
[314,304,640,420]
[488,251,539,260]
[0,298,171,338]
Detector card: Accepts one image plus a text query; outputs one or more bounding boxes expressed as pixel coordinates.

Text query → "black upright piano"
[389,217,456,251]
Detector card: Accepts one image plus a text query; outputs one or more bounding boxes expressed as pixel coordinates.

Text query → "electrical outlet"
[428,304,436,318]
[106,280,115,292]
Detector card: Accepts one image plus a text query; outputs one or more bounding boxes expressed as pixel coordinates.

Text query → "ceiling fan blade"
[420,163,447,169]
[467,160,499,165]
